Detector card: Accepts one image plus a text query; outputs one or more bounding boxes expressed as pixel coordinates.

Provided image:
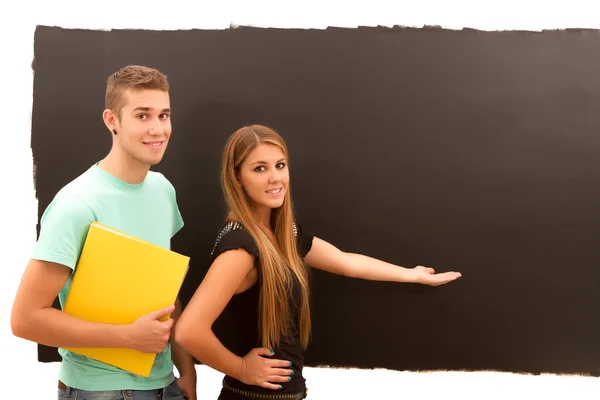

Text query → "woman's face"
[238,143,289,211]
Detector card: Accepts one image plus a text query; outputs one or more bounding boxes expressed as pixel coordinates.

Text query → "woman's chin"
[251,196,285,211]
[264,200,285,209]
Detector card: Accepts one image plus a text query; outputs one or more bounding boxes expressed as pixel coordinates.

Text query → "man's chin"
[139,156,164,167]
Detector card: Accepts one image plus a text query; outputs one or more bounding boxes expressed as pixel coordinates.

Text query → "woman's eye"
[254,166,265,172]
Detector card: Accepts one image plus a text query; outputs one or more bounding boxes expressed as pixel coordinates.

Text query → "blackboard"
[32,24,600,376]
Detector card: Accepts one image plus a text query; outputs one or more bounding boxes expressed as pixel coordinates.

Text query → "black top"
[209,221,314,394]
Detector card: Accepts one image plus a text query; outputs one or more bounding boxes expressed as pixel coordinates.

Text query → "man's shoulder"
[146,170,176,194]
[147,170,168,183]
[50,166,97,204]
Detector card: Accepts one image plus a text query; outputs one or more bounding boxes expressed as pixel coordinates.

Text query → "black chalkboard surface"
[31,25,600,376]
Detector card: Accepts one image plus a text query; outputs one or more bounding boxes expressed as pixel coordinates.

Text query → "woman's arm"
[304,237,461,286]
[173,249,293,390]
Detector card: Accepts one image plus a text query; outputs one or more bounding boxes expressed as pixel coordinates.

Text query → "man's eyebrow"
[132,106,171,112]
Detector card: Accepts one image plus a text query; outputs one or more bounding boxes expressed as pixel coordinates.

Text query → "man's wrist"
[113,323,135,349]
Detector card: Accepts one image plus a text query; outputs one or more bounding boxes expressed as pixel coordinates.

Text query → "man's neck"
[97,152,150,184]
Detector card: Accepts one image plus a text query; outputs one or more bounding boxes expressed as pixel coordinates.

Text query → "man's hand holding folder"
[125,304,176,354]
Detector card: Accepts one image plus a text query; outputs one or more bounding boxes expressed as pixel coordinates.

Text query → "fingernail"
[270,349,274,354]
[278,385,282,390]
[291,371,294,375]
[288,377,291,382]
[288,361,292,366]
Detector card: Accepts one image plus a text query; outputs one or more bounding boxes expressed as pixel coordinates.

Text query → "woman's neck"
[227,208,272,231]
[253,205,273,231]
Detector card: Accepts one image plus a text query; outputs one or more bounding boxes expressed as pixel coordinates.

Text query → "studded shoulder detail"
[210,221,243,257]
[210,221,299,257]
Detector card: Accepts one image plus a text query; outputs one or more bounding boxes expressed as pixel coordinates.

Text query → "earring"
[112,129,117,135]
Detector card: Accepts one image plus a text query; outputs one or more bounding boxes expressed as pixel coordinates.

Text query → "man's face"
[112,88,172,166]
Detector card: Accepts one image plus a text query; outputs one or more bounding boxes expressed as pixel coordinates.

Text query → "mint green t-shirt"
[31,163,184,391]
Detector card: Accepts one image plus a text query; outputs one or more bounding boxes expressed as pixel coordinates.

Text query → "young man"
[10,65,197,399]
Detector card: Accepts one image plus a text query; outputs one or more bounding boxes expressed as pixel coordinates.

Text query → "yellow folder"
[62,221,190,377]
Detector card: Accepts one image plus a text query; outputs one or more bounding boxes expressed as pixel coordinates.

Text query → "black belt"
[223,380,307,399]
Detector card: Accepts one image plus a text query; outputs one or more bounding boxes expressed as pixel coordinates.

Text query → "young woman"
[174,125,461,399]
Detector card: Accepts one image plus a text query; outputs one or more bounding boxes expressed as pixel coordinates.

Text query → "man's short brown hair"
[105,65,169,119]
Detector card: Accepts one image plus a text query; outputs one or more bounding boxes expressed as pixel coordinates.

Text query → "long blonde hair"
[221,124,311,349]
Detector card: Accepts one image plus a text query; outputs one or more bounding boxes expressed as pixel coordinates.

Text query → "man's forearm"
[171,338,197,376]
[12,306,132,349]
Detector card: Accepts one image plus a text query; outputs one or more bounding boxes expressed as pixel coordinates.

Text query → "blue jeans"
[57,379,186,399]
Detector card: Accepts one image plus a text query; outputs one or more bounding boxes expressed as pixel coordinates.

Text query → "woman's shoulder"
[292,220,314,258]
[209,221,259,260]
[209,219,315,260]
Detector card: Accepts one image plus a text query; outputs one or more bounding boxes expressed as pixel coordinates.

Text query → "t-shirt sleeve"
[165,178,184,237]
[294,222,314,258]
[211,228,260,262]
[31,193,96,271]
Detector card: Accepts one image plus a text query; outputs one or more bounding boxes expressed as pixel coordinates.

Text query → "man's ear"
[102,109,119,136]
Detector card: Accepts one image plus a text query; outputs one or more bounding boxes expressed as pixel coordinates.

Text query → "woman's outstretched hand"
[411,266,461,286]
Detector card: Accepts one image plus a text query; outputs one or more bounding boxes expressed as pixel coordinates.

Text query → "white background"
[3,1,600,399]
